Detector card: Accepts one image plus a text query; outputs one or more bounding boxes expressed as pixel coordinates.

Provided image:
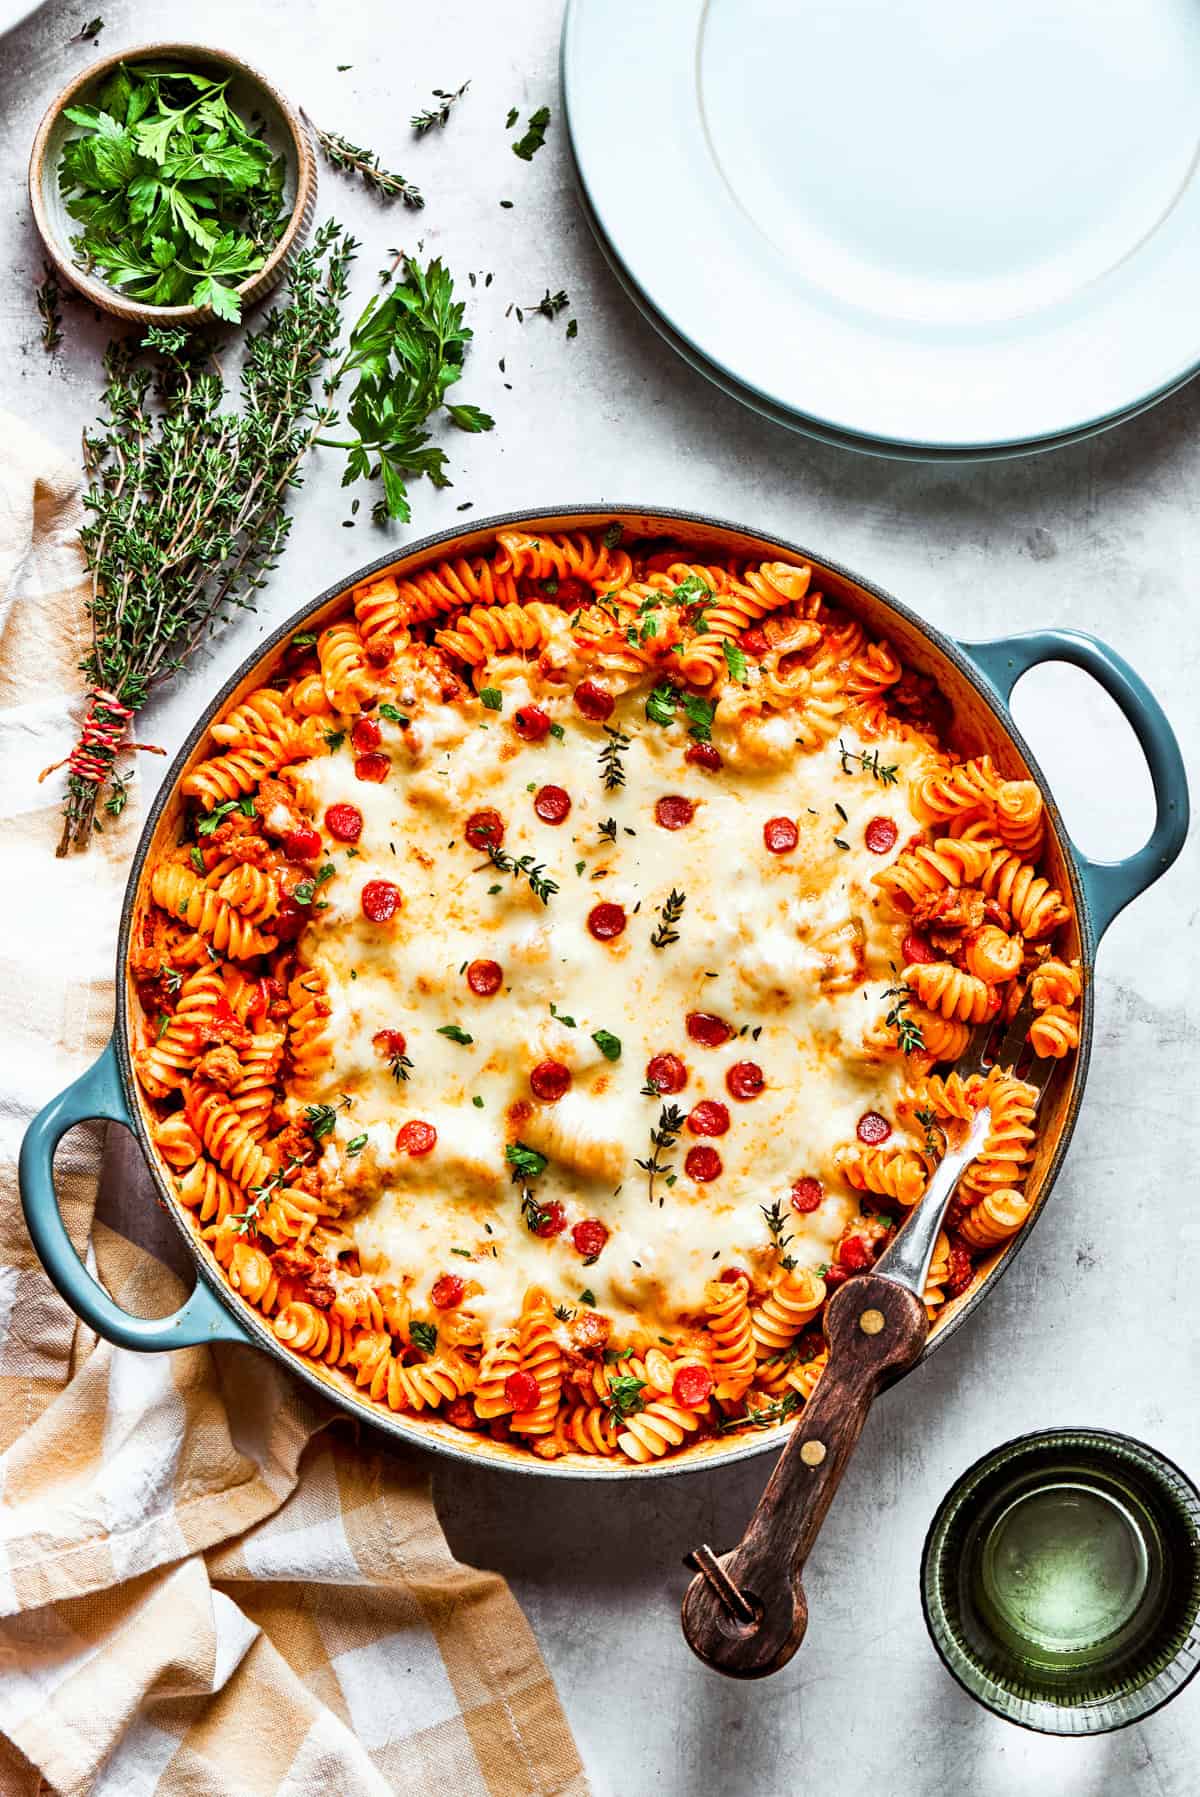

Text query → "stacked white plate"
[562,0,1200,458]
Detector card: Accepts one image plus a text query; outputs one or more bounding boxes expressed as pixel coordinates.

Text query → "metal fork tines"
[875,991,1059,1300]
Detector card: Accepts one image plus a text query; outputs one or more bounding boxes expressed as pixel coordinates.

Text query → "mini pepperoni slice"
[514,705,552,742]
[572,1219,609,1259]
[587,901,626,941]
[865,815,899,855]
[396,1119,437,1156]
[685,1145,723,1181]
[902,931,936,965]
[431,1274,465,1309]
[373,1028,407,1058]
[530,1060,572,1101]
[533,1200,567,1238]
[361,879,401,922]
[763,816,799,854]
[790,1176,824,1214]
[672,1364,714,1408]
[325,802,363,843]
[857,1111,892,1145]
[838,1234,873,1271]
[351,715,382,752]
[466,958,503,997]
[285,823,322,861]
[654,794,696,831]
[686,1011,732,1047]
[645,1052,688,1095]
[685,742,723,772]
[688,1099,730,1137]
[504,1369,540,1412]
[534,784,572,824]
[465,808,504,851]
[272,897,307,941]
[726,1061,765,1101]
[573,679,615,722]
[354,751,390,783]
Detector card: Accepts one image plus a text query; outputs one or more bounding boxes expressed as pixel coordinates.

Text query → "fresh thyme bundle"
[51,220,353,853]
[50,229,496,850]
[59,62,289,321]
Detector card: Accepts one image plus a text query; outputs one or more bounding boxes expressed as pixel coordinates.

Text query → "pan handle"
[19,1039,254,1351]
[959,629,1189,942]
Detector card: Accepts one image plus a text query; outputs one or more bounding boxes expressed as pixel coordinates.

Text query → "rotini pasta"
[128,525,1078,1465]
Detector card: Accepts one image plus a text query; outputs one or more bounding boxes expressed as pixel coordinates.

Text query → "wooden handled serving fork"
[681,998,1058,1679]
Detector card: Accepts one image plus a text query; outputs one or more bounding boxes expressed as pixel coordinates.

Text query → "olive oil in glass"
[922,1430,1200,1733]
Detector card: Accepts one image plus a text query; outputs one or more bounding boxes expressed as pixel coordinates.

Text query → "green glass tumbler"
[921,1428,1200,1733]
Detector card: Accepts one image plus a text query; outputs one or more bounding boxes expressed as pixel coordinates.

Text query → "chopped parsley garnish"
[511,105,550,160]
[602,520,623,549]
[506,1141,548,1182]
[479,686,503,711]
[550,1002,577,1027]
[646,683,677,728]
[437,1023,475,1046]
[291,631,317,647]
[549,721,565,740]
[189,845,205,874]
[346,1134,368,1156]
[603,1374,647,1421]
[592,1028,622,1062]
[324,729,346,751]
[722,638,749,685]
[378,702,410,726]
[410,1320,438,1354]
[197,797,254,836]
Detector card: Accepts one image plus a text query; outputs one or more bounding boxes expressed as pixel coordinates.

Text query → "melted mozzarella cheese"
[290,693,931,1338]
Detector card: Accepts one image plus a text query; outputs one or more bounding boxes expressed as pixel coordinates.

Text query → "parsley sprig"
[315,253,494,524]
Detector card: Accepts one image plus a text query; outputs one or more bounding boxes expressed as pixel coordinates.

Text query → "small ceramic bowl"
[28,41,317,325]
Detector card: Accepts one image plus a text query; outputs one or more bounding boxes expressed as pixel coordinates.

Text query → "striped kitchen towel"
[0,414,587,1797]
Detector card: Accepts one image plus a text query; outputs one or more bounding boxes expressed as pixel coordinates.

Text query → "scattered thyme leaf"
[511,105,550,160]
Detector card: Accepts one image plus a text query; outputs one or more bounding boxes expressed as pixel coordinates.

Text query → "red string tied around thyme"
[38,688,164,786]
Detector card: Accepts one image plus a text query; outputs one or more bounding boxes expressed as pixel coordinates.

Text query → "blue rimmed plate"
[563,0,1200,457]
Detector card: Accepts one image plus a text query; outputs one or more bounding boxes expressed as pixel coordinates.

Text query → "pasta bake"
[129,526,1081,1464]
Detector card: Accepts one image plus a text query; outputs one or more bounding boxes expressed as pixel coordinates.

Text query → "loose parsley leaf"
[592,1028,622,1062]
[437,1023,474,1045]
[722,638,749,685]
[378,702,410,725]
[506,1141,548,1182]
[346,1133,368,1155]
[645,684,676,728]
[410,1320,438,1354]
[603,1374,647,1421]
[479,686,503,711]
[511,105,550,160]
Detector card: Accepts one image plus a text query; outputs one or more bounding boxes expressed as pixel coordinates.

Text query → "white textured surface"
[2,0,1198,1791]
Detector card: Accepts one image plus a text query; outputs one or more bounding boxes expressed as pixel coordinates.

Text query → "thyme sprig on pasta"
[883,984,926,1055]
[760,1199,797,1271]
[719,1391,803,1432]
[482,840,558,905]
[838,739,899,785]
[650,889,686,949]
[598,725,630,791]
[636,1103,685,1204]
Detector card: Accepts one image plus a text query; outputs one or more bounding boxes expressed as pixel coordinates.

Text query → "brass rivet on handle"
[800,1440,827,1467]
[859,1308,885,1336]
